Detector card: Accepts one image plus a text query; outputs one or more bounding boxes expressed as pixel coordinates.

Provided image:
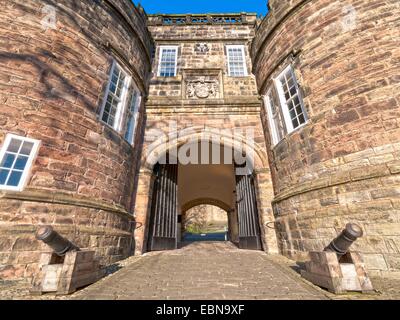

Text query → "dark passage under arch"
[147,162,262,251]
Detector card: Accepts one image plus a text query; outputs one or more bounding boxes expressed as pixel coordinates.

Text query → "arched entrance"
[182,204,229,242]
[182,199,233,242]
[133,127,279,255]
[145,138,268,252]
[147,164,262,250]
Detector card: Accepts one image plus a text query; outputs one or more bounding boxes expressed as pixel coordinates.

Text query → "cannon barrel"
[35,226,80,256]
[324,223,363,258]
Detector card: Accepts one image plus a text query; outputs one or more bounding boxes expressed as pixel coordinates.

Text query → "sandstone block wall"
[133,14,278,255]
[252,0,400,274]
[147,14,259,100]
[0,0,152,280]
[134,112,279,255]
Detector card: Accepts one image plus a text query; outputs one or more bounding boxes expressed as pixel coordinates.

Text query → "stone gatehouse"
[0,0,399,280]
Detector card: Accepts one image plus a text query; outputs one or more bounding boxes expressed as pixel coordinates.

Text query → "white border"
[226,45,248,77]
[157,46,179,77]
[0,134,41,192]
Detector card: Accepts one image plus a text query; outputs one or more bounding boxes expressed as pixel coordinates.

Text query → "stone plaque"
[182,69,223,100]
[186,76,219,99]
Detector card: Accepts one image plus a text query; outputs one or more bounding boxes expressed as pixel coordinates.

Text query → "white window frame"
[263,91,284,146]
[100,60,132,132]
[124,87,142,145]
[274,65,308,134]
[0,134,41,192]
[226,45,248,77]
[157,46,179,77]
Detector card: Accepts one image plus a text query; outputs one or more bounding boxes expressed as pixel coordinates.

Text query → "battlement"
[148,13,257,26]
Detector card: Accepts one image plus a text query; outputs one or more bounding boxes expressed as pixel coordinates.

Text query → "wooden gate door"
[148,163,178,251]
[235,170,262,250]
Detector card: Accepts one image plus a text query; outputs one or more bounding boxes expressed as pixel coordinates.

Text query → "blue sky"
[136,0,268,16]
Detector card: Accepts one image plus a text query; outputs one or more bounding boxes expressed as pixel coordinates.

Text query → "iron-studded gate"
[148,163,179,251]
[235,170,262,250]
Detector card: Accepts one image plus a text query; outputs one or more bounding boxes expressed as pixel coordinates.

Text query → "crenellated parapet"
[148,13,257,26]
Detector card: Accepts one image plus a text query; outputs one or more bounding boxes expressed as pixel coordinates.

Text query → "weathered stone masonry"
[133,13,278,256]
[252,0,400,274]
[0,0,153,279]
[1,0,400,282]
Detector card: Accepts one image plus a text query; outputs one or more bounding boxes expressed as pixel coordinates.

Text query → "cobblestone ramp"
[71,242,327,300]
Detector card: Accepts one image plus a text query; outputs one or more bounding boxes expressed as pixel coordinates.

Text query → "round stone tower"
[252,0,400,274]
[0,0,153,279]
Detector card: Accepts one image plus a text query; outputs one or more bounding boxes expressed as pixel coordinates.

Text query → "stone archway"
[133,127,279,255]
[182,201,229,242]
[181,198,235,243]
[143,126,269,172]
[182,198,232,213]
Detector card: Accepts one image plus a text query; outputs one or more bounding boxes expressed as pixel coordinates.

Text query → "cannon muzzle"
[35,226,80,256]
[324,223,363,258]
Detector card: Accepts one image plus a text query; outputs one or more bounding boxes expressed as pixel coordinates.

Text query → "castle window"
[0,134,40,191]
[275,65,308,133]
[263,91,285,146]
[124,89,141,145]
[158,46,178,77]
[101,61,131,131]
[227,45,248,77]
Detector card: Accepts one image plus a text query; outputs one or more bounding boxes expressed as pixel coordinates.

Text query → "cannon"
[301,223,374,294]
[324,223,363,258]
[32,226,101,295]
[35,226,80,256]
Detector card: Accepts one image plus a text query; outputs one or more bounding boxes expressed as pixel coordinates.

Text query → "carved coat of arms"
[195,43,209,53]
[186,77,219,99]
